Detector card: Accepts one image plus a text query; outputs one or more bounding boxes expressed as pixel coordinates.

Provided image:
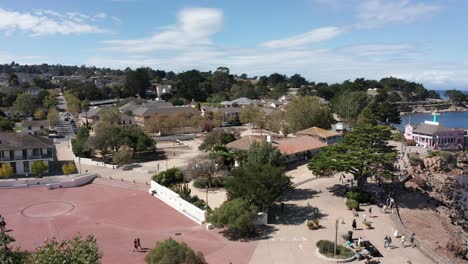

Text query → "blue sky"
[0,0,467,89]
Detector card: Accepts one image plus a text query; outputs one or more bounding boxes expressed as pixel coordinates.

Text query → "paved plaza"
[250,164,434,264]
[0,183,256,264]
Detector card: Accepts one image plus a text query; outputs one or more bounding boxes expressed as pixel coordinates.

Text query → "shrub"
[347,190,370,203]
[408,153,423,167]
[446,241,468,259]
[193,177,225,189]
[345,199,359,210]
[145,238,207,264]
[152,168,184,187]
[364,221,372,229]
[316,240,354,259]
[208,198,258,237]
[316,240,334,254]
[307,219,320,230]
[172,184,208,209]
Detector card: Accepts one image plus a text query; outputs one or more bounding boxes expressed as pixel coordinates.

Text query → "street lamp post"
[334,217,346,257]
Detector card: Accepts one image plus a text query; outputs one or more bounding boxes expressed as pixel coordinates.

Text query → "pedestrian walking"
[384,236,388,248]
[352,219,357,230]
[410,233,416,248]
[362,214,367,224]
[401,235,406,247]
[388,236,392,248]
[368,207,372,217]
[0,217,5,232]
[358,237,362,247]
[137,238,141,251]
[133,239,139,252]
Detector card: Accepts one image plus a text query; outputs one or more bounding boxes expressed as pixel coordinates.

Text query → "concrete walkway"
[249,167,434,264]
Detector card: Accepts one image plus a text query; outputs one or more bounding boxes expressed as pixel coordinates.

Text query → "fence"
[391,208,453,264]
[148,180,207,224]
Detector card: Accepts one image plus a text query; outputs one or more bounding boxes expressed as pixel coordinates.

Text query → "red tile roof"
[274,135,327,155]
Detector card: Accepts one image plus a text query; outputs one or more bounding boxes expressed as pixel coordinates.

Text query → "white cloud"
[357,0,439,27]
[103,8,223,52]
[262,26,343,48]
[342,43,419,57]
[0,8,107,36]
[393,70,468,85]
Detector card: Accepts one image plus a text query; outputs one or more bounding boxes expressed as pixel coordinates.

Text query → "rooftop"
[225,135,266,151]
[0,132,53,150]
[275,135,327,155]
[296,126,341,138]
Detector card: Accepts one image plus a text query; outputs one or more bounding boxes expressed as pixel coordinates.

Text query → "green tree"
[267,110,291,137]
[31,160,48,177]
[62,162,76,175]
[13,93,36,115]
[290,73,307,87]
[47,108,60,128]
[42,94,58,110]
[113,149,132,167]
[308,124,396,189]
[145,238,206,264]
[29,234,102,264]
[175,70,210,101]
[8,73,19,86]
[64,92,81,116]
[245,142,284,167]
[286,96,334,132]
[152,168,184,187]
[225,163,291,211]
[72,127,91,157]
[0,232,29,264]
[331,90,368,121]
[445,89,466,105]
[120,126,156,157]
[125,68,151,98]
[0,117,14,131]
[199,130,236,151]
[208,198,258,236]
[0,163,14,177]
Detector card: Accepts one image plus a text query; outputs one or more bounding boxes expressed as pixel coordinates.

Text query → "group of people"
[0,215,6,231]
[384,235,393,248]
[133,238,143,252]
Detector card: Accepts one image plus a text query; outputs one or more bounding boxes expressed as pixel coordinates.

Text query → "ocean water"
[396,111,468,130]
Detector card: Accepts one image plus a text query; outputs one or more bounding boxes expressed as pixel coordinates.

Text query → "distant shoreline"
[401,106,468,116]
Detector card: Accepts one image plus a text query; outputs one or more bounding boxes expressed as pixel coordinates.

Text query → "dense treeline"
[1,63,444,104]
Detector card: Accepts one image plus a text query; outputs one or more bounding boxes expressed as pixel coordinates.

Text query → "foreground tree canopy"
[308,124,397,189]
[145,238,206,264]
[0,233,102,264]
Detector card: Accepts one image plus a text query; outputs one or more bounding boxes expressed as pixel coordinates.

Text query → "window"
[28,126,32,130]
[23,161,29,173]
[9,150,14,160]
[22,149,27,159]
[32,149,40,156]
[40,125,44,129]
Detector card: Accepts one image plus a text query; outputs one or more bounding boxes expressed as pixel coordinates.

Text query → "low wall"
[0,173,98,189]
[74,157,114,169]
[148,180,207,224]
[47,174,98,189]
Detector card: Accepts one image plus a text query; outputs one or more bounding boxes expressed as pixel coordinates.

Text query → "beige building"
[0,132,55,176]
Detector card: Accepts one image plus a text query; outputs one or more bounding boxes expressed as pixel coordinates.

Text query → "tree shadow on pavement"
[283,188,320,201]
[326,184,349,198]
[269,203,329,225]
[218,225,279,242]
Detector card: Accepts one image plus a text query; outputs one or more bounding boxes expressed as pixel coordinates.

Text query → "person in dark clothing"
[137,238,141,251]
[133,239,139,252]
[352,219,357,230]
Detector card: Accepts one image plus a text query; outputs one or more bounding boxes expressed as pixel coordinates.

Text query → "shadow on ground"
[269,203,329,225]
[217,225,279,242]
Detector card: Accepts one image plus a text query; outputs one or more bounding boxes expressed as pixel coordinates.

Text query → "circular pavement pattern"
[21,201,75,218]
